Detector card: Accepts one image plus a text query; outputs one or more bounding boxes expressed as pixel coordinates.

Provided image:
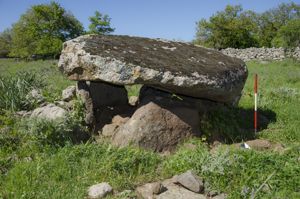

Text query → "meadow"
[0,58,299,199]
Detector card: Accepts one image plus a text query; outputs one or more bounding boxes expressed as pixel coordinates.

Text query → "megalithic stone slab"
[58,34,247,104]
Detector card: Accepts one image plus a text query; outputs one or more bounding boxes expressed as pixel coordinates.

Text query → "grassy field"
[0,58,299,198]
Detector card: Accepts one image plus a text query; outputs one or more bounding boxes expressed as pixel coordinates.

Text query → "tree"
[195,5,259,49]
[0,29,12,57]
[9,1,84,58]
[272,19,300,48]
[88,11,114,34]
[256,2,300,47]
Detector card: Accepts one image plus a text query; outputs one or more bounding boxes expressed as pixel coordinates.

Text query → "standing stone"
[58,34,247,105]
[77,81,95,125]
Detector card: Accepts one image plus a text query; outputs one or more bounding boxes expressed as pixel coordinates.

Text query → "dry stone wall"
[221,47,300,61]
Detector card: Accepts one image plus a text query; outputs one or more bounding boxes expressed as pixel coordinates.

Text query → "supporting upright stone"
[77,81,95,125]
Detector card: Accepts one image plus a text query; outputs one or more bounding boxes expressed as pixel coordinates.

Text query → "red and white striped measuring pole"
[254,74,258,133]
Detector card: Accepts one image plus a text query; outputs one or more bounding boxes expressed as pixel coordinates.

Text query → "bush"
[0,71,44,112]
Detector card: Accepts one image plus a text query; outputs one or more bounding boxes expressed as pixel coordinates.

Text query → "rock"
[101,123,119,137]
[112,102,195,152]
[156,184,206,199]
[111,115,130,125]
[77,81,95,125]
[136,182,165,199]
[59,34,247,105]
[87,182,113,199]
[62,85,76,101]
[129,96,139,106]
[26,89,44,104]
[100,115,130,137]
[174,170,204,193]
[31,104,67,120]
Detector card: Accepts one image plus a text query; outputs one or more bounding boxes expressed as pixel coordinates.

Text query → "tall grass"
[0,72,44,112]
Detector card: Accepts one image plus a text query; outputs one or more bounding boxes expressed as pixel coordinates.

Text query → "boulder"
[87,182,113,199]
[156,184,206,199]
[136,182,165,199]
[59,34,247,104]
[62,85,76,101]
[111,102,196,152]
[31,104,67,120]
[174,170,204,193]
[76,81,95,125]
[100,115,130,137]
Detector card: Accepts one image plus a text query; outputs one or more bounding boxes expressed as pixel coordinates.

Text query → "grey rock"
[31,104,67,120]
[220,47,300,62]
[62,85,76,101]
[112,102,194,152]
[59,34,247,104]
[77,81,95,125]
[156,184,206,199]
[175,170,204,193]
[26,89,44,104]
[128,96,139,106]
[136,182,165,199]
[87,182,113,199]
[101,123,119,137]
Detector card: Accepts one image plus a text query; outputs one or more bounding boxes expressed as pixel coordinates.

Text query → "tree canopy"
[0,29,12,58]
[195,2,300,49]
[9,1,84,58]
[88,11,115,34]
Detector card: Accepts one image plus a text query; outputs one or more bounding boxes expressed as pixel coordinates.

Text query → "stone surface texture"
[111,102,194,152]
[175,170,204,193]
[31,104,67,120]
[136,182,165,199]
[59,34,247,104]
[62,85,76,101]
[87,182,113,199]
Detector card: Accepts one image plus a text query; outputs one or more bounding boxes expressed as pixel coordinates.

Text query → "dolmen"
[58,34,248,152]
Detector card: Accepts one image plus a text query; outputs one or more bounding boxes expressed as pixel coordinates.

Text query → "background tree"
[88,11,114,34]
[256,2,300,47]
[195,2,300,48]
[195,5,259,49]
[272,19,300,48]
[9,1,84,58]
[0,29,12,58]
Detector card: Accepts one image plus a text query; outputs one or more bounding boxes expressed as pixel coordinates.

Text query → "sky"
[0,0,299,41]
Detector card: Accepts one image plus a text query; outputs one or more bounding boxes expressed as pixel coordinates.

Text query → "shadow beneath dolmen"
[198,105,277,144]
[138,86,277,144]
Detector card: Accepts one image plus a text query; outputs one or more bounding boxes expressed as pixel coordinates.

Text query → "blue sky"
[0,0,299,41]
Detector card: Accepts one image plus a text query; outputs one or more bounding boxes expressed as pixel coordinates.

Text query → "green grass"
[0,58,73,102]
[240,59,300,144]
[0,59,299,198]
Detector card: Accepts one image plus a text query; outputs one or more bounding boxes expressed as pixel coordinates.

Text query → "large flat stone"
[58,34,247,104]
